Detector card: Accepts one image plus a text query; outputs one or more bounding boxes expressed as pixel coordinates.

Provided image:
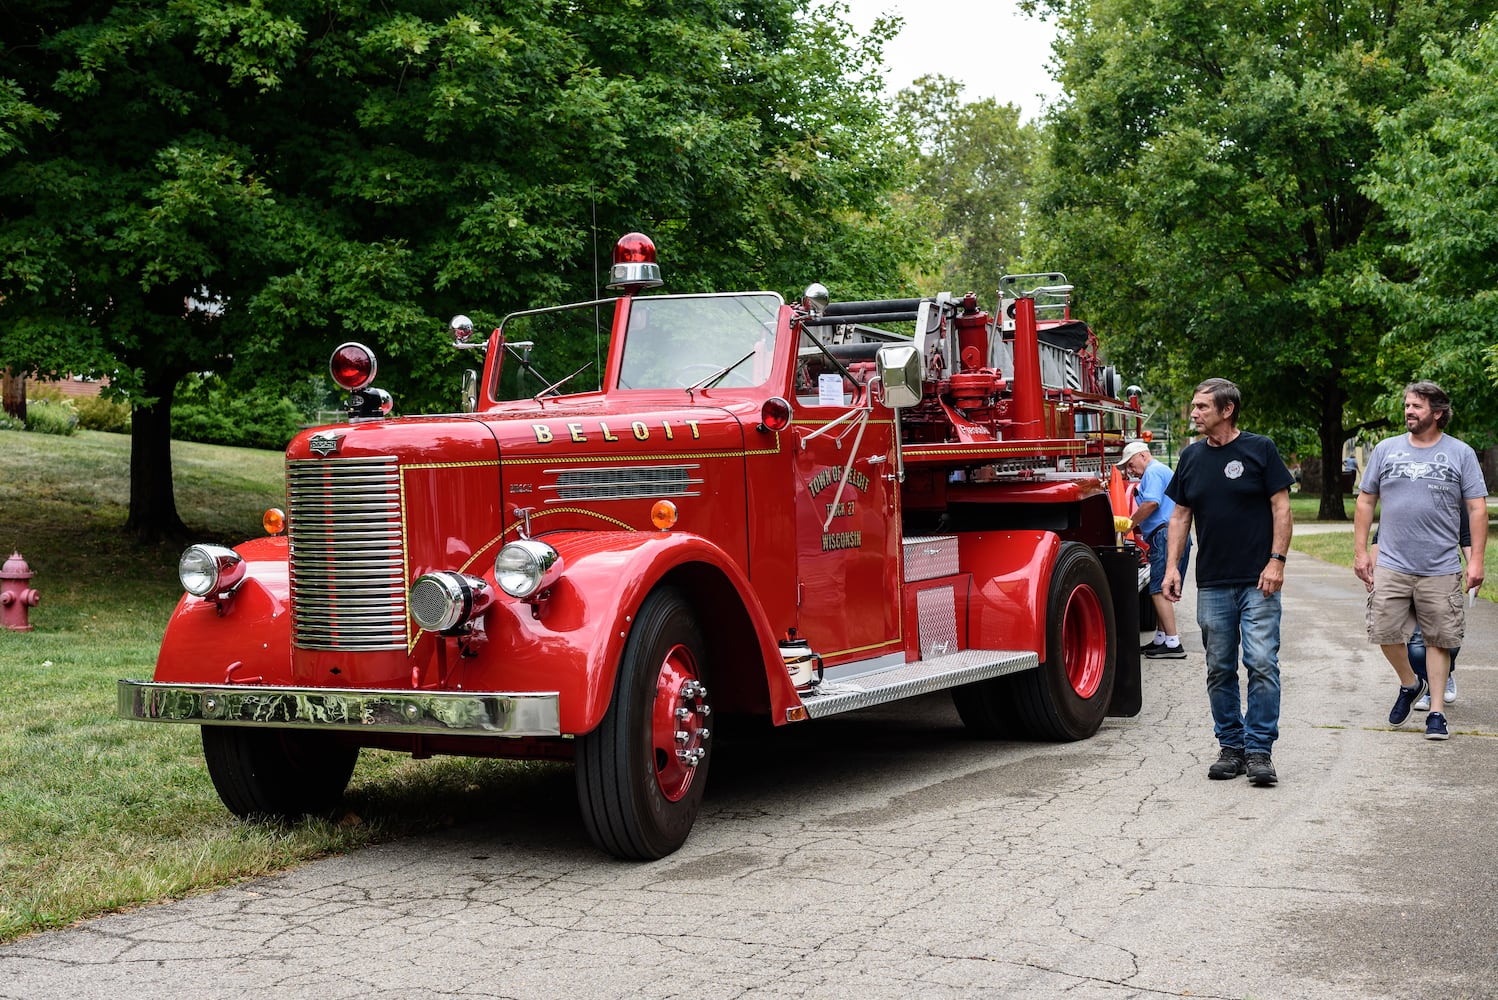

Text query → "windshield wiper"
[685,350,757,393]
[533,361,594,401]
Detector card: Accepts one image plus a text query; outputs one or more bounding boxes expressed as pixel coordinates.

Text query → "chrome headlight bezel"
[179,544,246,599]
[494,539,563,600]
[409,572,492,633]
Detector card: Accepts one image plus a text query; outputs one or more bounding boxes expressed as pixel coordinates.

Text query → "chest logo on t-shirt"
[1385,450,1459,484]
[1224,460,1244,480]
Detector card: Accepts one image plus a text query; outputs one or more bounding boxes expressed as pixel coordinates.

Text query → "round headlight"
[179,544,245,598]
[494,539,563,599]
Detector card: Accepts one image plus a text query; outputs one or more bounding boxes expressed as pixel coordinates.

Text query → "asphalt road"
[4,549,1496,1000]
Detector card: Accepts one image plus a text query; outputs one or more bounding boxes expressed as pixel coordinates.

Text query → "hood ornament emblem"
[309,431,344,457]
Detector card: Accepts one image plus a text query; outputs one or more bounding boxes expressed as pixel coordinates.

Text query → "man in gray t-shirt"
[1353,381,1488,740]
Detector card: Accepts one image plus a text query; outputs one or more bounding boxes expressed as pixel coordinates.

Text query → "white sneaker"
[1414,691,1431,712]
[1445,675,1457,705]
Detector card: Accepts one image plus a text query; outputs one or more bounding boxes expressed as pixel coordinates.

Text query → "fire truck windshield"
[618,293,780,390]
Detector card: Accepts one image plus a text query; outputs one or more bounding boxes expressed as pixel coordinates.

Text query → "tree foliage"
[894,76,1038,300]
[0,0,923,540]
[1362,16,1498,447]
[1029,0,1497,517]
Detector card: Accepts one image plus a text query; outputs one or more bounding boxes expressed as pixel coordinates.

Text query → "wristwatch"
[1269,552,1287,562]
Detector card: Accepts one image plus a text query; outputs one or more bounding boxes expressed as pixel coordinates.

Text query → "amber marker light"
[262,507,286,536]
[651,500,679,531]
[1141,429,1154,442]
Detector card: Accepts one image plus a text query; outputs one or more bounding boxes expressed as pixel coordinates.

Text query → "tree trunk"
[1316,373,1350,521]
[1,368,25,422]
[125,372,189,542]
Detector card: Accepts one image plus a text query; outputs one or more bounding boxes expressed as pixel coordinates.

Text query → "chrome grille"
[288,457,407,651]
[542,464,700,502]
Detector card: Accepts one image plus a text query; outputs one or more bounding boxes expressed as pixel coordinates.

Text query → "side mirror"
[461,369,480,412]
[876,344,922,408]
[449,314,485,351]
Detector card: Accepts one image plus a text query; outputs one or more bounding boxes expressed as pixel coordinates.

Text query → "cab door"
[789,369,902,663]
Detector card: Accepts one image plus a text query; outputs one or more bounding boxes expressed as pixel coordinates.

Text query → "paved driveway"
[4,551,1496,999]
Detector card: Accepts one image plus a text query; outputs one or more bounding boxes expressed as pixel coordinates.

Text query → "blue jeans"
[1408,626,1459,681]
[1146,526,1191,595]
[1197,586,1282,753]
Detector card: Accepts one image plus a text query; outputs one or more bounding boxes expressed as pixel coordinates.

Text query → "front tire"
[576,586,711,859]
[954,541,1117,741]
[201,727,358,820]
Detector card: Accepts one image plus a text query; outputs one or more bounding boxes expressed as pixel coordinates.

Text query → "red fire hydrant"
[1,551,40,632]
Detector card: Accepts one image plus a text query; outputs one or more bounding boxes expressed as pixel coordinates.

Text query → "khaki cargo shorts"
[1366,567,1465,649]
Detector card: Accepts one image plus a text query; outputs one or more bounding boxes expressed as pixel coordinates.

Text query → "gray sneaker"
[1415,674,1455,712]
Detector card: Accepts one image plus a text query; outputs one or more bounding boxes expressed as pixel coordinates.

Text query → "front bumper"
[118,680,561,737]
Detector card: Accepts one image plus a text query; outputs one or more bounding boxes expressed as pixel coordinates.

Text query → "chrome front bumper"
[118,680,561,737]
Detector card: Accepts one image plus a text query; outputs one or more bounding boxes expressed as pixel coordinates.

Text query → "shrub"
[0,413,24,431]
[27,384,71,405]
[24,398,78,436]
[172,375,304,451]
[74,395,132,433]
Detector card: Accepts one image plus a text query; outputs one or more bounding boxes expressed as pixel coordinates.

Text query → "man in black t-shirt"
[1163,378,1294,787]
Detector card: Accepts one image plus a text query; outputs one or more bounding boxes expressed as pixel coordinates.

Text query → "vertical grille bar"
[287,457,408,651]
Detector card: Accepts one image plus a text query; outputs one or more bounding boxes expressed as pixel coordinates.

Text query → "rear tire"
[201,727,358,820]
[576,587,711,859]
[954,541,1117,741]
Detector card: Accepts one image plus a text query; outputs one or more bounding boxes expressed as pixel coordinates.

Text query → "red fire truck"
[120,234,1149,859]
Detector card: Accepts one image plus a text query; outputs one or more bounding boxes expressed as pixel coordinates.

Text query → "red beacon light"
[606,233,664,292]
[330,342,378,391]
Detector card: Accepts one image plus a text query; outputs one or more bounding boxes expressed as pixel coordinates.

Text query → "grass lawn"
[0,429,555,943]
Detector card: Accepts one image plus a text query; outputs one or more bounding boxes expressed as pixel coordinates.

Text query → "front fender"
[472,530,784,734]
[154,536,292,685]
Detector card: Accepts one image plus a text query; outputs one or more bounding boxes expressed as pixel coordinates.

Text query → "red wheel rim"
[650,643,709,802]
[1061,583,1106,698]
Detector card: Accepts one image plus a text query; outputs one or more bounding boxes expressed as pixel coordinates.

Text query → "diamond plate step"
[798,648,1040,719]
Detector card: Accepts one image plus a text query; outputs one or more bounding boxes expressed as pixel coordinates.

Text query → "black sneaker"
[1140,639,1167,655]
[1425,711,1450,741]
[1389,678,1429,726]
[1245,752,1278,786]
[1145,643,1187,659]
[1208,747,1246,780]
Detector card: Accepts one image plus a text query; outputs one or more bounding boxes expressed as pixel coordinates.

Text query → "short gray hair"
[1193,377,1241,427]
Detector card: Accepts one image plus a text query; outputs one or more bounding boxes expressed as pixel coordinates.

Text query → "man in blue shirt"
[1117,440,1191,658]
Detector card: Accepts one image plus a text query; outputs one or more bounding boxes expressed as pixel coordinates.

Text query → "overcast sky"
[834,0,1063,121]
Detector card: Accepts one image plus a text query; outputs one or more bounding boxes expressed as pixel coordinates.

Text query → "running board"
[797,649,1039,719]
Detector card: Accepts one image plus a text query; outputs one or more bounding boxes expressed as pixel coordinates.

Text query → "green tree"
[1029,0,1496,517]
[895,75,1038,299]
[1363,16,1498,446]
[1,0,919,541]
